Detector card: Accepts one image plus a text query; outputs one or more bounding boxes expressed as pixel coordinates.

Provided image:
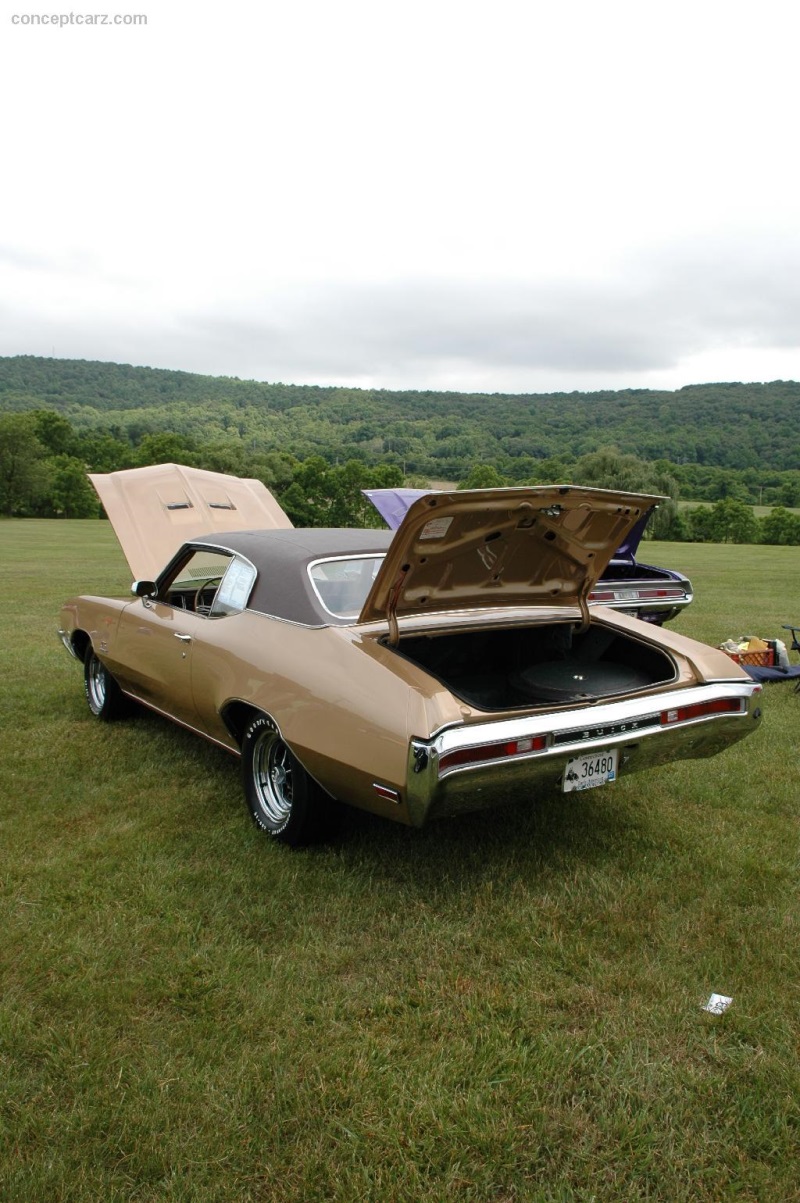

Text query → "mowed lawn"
[1,522,798,1203]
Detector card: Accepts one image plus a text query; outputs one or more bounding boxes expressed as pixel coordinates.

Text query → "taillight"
[590,587,686,602]
[439,735,547,775]
[660,698,744,726]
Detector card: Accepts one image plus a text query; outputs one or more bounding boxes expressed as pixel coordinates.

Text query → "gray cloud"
[174,237,800,382]
[0,244,98,276]
[2,237,800,389]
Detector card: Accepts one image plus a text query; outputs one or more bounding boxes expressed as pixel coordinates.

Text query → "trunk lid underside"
[358,485,663,632]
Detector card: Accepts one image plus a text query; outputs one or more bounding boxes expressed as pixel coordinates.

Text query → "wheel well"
[72,630,91,663]
[221,701,265,748]
[225,702,336,804]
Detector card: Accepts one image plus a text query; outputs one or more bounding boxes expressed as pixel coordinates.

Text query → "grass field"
[1,522,799,1202]
[676,500,800,519]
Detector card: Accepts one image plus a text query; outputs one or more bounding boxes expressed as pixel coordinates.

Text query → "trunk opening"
[600,561,673,583]
[391,621,676,710]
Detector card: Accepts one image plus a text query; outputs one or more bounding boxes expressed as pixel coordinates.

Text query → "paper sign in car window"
[217,559,256,611]
[419,516,453,540]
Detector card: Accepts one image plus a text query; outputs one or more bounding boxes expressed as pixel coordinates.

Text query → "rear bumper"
[588,575,693,625]
[405,681,761,826]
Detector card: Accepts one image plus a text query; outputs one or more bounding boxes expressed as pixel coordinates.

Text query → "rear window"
[308,555,385,618]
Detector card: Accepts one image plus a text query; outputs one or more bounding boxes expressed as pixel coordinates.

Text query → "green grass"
[1,522,799,1202]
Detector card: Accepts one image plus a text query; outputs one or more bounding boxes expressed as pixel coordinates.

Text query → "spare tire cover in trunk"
[512,660,653,703]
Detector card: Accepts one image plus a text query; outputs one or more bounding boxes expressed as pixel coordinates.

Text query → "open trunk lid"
[358,485,663,637]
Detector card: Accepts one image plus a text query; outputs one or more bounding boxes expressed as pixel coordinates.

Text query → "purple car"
[365,490,692,626]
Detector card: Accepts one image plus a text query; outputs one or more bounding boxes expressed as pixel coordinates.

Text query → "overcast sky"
[2,0,799,394]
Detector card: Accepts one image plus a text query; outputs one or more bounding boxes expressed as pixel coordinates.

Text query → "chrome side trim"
[117,691,235,749]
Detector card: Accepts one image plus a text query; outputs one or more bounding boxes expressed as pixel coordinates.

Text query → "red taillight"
[373,784,401,803]
[439,735,547,774]
[660,698,744,726]
[590,587,686,602]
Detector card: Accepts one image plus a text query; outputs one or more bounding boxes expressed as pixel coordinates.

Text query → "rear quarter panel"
[192,613,461,822]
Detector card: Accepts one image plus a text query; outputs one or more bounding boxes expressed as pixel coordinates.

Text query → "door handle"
[174,633,192,642]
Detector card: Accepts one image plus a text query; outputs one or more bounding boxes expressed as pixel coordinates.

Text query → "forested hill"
[1,355,799,477]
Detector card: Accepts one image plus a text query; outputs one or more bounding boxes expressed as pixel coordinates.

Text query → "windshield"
[308,555,385,618]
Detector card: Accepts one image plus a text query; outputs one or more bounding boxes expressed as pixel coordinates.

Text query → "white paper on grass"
[703,993,733,1015]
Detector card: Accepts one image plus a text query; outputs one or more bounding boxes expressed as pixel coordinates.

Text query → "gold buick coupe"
[59,465,762,845]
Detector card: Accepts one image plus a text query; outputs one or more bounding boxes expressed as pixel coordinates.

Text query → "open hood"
[89,463,293,580]
[607,511,651,565]
[358,485,663,636]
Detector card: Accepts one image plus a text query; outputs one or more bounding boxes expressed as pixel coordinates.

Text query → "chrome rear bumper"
[405,681,761,826]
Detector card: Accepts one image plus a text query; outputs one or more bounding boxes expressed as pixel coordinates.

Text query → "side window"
[160,549,234,615]
[308,555,384,617]
[210,557,257,616]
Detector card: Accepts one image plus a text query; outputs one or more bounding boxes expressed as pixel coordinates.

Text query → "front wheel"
[242,715,333,846]
[83,649,129,720]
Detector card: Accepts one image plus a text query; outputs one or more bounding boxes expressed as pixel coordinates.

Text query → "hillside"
[1,355,799,478]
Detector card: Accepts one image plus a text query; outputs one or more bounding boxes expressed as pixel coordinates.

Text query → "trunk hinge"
[577,582,592,633]
[386,564,410,647]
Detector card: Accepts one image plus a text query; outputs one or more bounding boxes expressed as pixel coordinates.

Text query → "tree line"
[0,411,402,527]
[1,408,798,544]
[1,355,800,490]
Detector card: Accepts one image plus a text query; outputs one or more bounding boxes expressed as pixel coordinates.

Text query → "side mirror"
[131,579,157,598]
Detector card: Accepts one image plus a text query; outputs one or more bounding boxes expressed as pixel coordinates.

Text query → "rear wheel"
[83,649,129,720]
[242,714,333,846]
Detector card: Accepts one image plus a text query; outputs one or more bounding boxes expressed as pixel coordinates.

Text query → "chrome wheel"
[83,648,130,721]
[242,714,334,845]
[86,654,107,714]
[251,729,295,827]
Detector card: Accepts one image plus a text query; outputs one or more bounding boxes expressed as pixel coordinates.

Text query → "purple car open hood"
[364,488,654,565]
[609,512,651,564]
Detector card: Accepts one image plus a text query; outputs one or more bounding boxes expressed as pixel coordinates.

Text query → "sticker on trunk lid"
[419,516,454,540]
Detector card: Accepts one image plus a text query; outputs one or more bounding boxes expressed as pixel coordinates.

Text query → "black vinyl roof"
[192,527,393,625]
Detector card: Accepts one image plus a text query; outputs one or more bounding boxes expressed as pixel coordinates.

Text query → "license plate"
[563,748,618,792]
